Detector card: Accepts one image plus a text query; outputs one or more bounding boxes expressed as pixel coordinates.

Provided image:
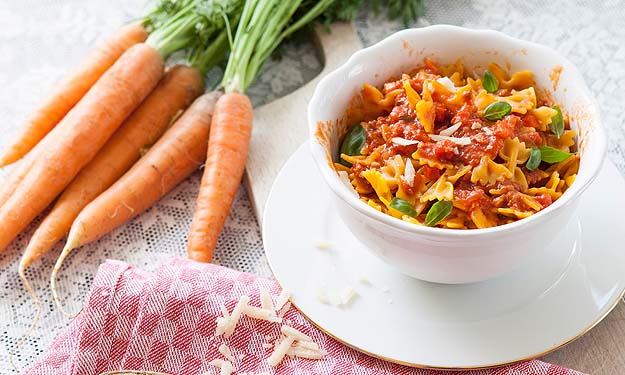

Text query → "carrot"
[51,92,221,314]
[187,93,253,262]
[19,64,203,274]
[0,143,41,209]
[0,24,148,168]
[0,43,163,253]
[185,0,333,263]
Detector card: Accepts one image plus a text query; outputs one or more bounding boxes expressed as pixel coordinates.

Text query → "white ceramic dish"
[264,142,625,369]
[307,25,606,283]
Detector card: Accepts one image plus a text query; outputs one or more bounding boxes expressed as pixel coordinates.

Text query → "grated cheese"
[391,137,420,146]
[483,127,493,135]
[281,325,312,342]
[267,335,296,367]
[428,134,472,145]
[471,122,482,130]
[277,301,291,318]
[259,286,274,311]
[287,347,327,360]
[220,361,234,375]
[218,295,250,338]
[436,76,457,92]
[329,292,342,307]
[339,287,358,306]
[295,341,320,351]
[438,122,462,137]
[219,344,236,364]
[212,288,327,370]
[404,158,416,187]
[275,289,290,311]
[244,305,282,323]
[208,359,234,375]
[312,239,332,250]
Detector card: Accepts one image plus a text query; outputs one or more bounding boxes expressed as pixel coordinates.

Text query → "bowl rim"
[308,24,606,238]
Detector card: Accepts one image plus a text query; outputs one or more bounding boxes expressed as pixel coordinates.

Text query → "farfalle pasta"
[336,59,579,229]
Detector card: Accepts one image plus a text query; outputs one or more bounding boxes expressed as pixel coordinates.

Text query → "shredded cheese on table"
[259,286,274,311]
[312,239,333,250]
[212,288,325,369]
[275,289,290,311]
[267,336,296,367]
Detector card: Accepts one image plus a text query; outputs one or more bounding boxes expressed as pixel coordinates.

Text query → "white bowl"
[308,25,606,284]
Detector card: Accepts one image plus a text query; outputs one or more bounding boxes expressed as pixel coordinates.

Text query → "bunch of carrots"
[2,0,424,357]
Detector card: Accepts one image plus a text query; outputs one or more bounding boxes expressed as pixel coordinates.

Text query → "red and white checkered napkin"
[25,257,586,375]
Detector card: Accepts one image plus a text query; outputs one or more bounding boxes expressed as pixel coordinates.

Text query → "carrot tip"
[50,233,82,319]
[10,266,43,373]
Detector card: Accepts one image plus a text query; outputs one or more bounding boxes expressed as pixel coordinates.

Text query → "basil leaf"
[538,146,572,163]
[482,101,512,121]
[526,148,541,171]
[339,123,366,167]
[549,105,564,139]
[482,70,498,93]
[425,200,453,226]
[390,197,417,217]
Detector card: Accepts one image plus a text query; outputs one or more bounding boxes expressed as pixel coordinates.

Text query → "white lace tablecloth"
[1,0,624,373]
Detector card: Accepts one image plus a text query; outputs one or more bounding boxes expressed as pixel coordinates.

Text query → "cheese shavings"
[281,325,312,342]
[277,301,291,318]
[259,286,274,311]
[208,358,234,375]
[213,288,326,369]
[404,158,416,187]
[219,344,236,364]
[312,239,332,250]
[438,122,462,136]
[244,305,282,323]
[428,134,472,145]
[391,137,419,146]
[275,289,290,311]
[215,295,249,338]
[436,76,457,92]
[267,335,296,367]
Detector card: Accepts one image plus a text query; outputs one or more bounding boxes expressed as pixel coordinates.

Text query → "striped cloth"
[24,258,586,375]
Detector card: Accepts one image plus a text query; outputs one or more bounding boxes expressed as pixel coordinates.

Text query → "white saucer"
[263,142,625,369]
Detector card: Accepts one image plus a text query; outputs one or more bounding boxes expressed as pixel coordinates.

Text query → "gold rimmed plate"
[262,142,625,369]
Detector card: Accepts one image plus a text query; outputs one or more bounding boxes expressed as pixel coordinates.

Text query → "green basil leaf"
[425,200,453,227]
[339,123,366,167]
[538,146,572,164]
[482,70,498,93]
[526,148,542,171]
[482,101,512,121]
[390,197,417,217]
[549,105,564,139]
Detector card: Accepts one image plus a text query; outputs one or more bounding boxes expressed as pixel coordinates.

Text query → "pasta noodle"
[335,59,579,228]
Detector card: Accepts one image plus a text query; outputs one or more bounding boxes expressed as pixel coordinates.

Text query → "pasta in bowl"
[336,60,578,229]
[308,26,605,283]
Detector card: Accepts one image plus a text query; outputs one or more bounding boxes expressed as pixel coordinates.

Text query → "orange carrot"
[187,92,253,263]
[0,43,163,253]
[51,92,221,313]
[19,65,203,275]
[0,141,42,209]
[0,24,148,167]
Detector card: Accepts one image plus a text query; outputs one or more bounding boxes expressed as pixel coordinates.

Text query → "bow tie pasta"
[336,59,578,229]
